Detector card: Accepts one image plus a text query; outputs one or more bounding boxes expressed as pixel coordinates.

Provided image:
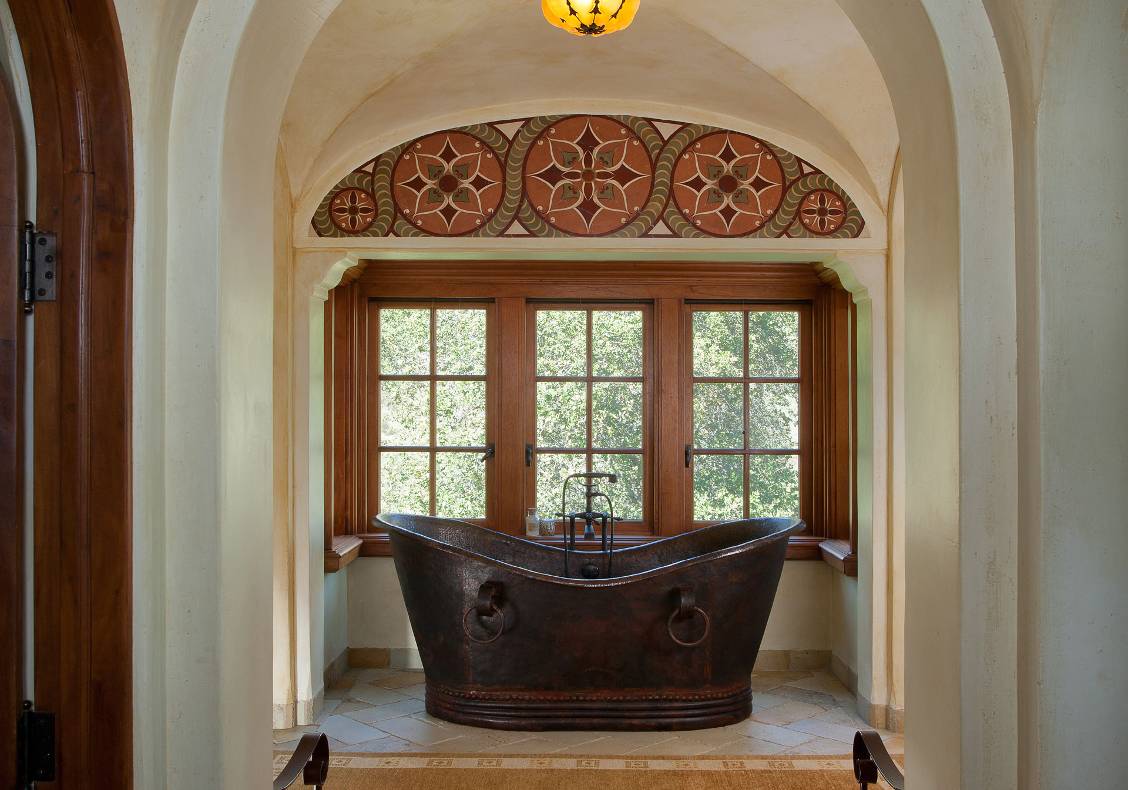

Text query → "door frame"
[6,0,133,785]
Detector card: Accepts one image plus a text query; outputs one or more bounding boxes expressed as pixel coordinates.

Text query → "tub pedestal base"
[426,681,753,731]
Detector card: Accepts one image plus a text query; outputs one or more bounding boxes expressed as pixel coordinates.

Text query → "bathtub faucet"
[560,472,618,579]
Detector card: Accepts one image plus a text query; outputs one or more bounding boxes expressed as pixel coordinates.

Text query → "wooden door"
[0,61,25,790]
[5,0,134,785]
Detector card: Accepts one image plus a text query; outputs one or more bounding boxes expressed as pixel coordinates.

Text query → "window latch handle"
[480,444,495,462]
[525,444,534,467]
[685,444,694,468]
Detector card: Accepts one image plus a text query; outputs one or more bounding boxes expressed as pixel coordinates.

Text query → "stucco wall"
[829,573,858,678]
[348,558,835,654]
[324,567,349,671]
[1034,3,1128,785]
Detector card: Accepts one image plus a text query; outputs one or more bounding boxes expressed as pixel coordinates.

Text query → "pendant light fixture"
[541,0,641,37]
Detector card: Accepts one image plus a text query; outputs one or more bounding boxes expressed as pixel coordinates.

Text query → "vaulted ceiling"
[281,0,897,228]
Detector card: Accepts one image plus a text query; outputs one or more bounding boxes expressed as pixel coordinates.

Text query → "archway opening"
[149,0,1024,784]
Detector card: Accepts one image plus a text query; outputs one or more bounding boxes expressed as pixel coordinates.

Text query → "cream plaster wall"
[304,276,326,717]
[1031,4,1127,785]
[348,558,836,655]
[112,1,201,786]
[347,559,414,652]
[829,574,858,676]
[324,567,349,672]
[272,149,296,727]
[887,167,905,719]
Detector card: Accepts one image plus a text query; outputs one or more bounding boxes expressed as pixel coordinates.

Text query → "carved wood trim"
[324,535,363,573]
[819,538,858,577]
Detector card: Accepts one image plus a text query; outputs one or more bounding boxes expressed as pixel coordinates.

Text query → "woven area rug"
[279,753,879,789]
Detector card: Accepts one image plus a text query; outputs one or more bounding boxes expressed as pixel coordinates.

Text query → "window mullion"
[742,309,751,519]
[586,309,594,474]
[429,306,437,516]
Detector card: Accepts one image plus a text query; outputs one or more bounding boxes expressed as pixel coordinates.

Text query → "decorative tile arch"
[312,115,865,240]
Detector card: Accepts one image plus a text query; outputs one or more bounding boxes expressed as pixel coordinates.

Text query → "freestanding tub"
[375,513,803,731]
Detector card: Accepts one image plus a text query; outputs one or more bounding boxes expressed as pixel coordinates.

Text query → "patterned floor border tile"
[273,752,857,773]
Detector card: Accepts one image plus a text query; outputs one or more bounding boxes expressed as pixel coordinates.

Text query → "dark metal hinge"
[17,701,56,787]
[21,221,57,313]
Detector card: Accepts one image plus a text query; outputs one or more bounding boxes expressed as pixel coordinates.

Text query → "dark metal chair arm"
[273,732,329,790]
[853,730,904,789]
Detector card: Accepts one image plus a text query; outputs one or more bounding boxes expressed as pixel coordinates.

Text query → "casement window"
[373,304,493,520]
[324,262,856,574]
[686,306,810,525]
[528,304,651,529]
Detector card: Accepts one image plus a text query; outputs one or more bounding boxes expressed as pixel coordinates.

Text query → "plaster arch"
[833,3,1019,787]
[291,99,887,245]
[155,1,1020,788]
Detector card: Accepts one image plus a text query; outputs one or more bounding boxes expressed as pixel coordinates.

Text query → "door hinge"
[17,701,56,787]
[21,221,57,313]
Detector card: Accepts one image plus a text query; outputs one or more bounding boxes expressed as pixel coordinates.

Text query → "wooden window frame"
[370,300,497,524]
[525,302,654,535]
[324,261,856,575]
[682,303,813,530]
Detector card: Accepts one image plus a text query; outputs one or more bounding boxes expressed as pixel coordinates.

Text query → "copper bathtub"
[375,513,802,731]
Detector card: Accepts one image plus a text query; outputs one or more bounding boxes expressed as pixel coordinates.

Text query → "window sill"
[324,535,363,573]
[347,532,838,564]
[819,539,858,577]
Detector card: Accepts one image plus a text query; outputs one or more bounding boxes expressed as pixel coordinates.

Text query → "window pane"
[379,308,430,375]
[435,308,486,375]
[436,380,486,447]
[593,453,643,521]
[693,311,744,378]
[592,382,643,449]
[693,454,744,521]
[748,311,799,378]
[693,383,743,448]
[537,381,587,448]
[435,452,485,519]
[536,453,587,517]
[592,310,643,377]
[379,452,429,514]
[536,310,587,377]
[380,380,430,446]
[747,383,800,449]
[748,455,800,517]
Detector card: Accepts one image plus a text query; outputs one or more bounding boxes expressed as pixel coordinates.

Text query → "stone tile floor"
[274,668,903,758]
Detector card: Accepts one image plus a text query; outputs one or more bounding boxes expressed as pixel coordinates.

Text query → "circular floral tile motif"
[672,132,784,236]
[524,116,653,236]
[393,131,504,235]
[798,189,847,235]
[330,187,377,234]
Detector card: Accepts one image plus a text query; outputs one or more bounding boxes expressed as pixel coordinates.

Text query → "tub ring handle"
[462,582,506,644]
[667,586,711,648]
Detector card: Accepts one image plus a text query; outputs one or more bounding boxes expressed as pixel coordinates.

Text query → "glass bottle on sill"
[526,508,540,537]
[539,517,556,537]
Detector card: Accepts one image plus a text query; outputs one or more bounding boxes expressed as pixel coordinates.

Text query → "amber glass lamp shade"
[542,0,641,37]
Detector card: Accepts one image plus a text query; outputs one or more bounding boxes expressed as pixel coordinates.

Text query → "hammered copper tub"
[375,513,803,731]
